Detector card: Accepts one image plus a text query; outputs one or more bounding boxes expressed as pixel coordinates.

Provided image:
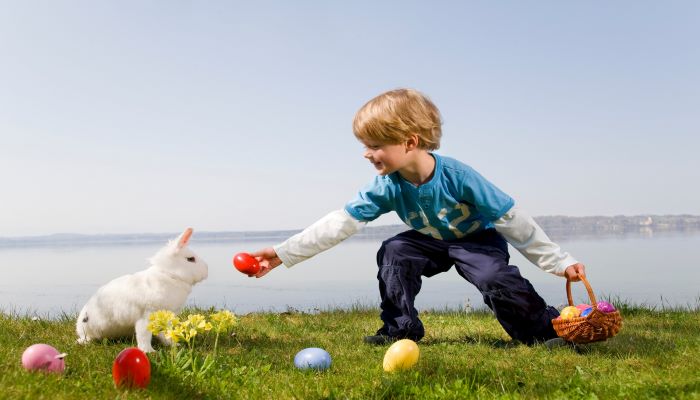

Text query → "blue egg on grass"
[294,347,332,371]
[580,307,593,317]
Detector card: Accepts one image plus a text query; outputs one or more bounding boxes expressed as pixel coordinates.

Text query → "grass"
[1,302,699,399]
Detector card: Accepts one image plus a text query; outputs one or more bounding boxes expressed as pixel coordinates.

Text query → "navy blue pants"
[376,228,559,344]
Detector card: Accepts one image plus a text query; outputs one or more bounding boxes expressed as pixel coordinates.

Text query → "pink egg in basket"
[596,301,616,313]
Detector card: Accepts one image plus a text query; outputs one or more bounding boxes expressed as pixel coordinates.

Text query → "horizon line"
[2,213,700,242]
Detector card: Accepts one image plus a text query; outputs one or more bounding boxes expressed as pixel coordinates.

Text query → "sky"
[1,1,698,236]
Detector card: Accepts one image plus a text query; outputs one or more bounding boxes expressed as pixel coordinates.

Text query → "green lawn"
[1,304,699,399]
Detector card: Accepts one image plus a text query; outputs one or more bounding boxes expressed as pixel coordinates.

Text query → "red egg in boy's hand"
[233,253,260,276]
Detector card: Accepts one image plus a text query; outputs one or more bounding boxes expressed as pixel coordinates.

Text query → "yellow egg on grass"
[560,306,582,320]
[383,339,420,372]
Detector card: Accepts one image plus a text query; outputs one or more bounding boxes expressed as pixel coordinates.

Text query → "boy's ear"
[405,134,420,151]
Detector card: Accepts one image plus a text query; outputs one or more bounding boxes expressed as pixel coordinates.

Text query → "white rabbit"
[76,227,208,352]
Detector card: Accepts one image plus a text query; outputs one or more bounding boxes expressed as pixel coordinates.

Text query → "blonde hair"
[353,88,442,150]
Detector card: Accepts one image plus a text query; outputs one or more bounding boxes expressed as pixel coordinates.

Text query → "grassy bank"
[1,304,699,399]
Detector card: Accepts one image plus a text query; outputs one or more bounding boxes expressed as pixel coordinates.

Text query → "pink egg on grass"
[576,304,592,312]
[597,301,616,313]
[21,344,66,373]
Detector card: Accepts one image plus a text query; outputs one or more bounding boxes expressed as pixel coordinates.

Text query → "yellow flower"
[210,310,238,333]
[165,324,186,344]
[147,310,179,335]
[186,314,211,334]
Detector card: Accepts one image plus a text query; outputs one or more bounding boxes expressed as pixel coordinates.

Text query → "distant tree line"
[2,215,699,247]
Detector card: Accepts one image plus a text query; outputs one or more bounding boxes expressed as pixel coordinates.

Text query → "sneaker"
[363,333,421,345]
[363,334,399,345]
[544,337,577,350]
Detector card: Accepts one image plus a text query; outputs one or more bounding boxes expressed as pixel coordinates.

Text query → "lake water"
[1,231,698,317]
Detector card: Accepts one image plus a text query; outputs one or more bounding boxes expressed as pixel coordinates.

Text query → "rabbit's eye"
[186,256,196,263]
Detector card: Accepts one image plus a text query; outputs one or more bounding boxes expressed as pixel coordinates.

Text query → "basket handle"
[565,273,598,307]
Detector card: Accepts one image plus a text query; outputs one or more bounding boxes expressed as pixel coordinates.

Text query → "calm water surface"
[1,232,698,317]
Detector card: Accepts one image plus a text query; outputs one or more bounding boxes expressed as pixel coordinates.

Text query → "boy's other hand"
[251,247,282,278]
[564,263,586,281]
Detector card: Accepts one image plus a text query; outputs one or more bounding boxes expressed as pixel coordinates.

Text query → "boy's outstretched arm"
[250,209,366,278]
[494,204,586,281]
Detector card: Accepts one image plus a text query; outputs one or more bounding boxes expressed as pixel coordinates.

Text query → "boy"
[251,88,585,345]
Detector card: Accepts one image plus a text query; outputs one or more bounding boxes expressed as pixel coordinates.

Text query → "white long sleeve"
[493,205,577,276]
[273,209,366,267]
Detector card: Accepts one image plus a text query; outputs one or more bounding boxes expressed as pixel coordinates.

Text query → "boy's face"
[361,139,410,176]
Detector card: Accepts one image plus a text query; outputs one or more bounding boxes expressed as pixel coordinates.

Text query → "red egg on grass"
[112,347,151,389]
[233,253,261,276]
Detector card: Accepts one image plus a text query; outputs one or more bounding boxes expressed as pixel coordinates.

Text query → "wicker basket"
[552,275,623,344]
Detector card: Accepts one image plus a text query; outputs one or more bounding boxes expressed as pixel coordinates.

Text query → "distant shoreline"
[2,214,699,247]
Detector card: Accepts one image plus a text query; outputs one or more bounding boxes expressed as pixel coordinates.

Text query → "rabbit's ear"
[177,228,193,250]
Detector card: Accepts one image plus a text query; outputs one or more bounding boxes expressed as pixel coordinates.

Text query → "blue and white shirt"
[274,154,577,275]
[344,154,514,240]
